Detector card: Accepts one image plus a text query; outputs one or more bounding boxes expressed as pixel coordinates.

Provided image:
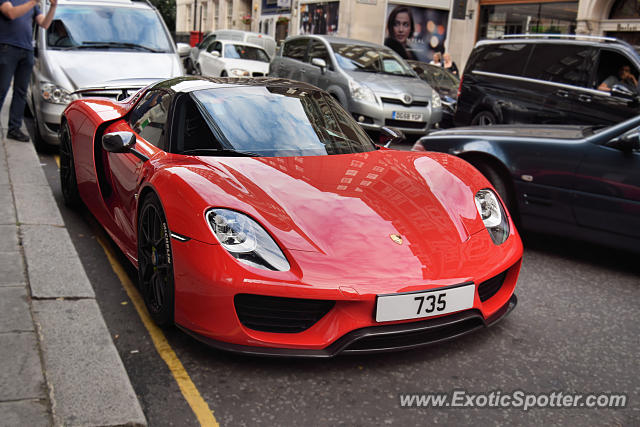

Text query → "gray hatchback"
[270,35,441,134]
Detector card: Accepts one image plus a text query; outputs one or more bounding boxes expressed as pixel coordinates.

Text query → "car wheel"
[474,162,517,221]
[185,58,194,75]
[59,121,82,208]
[194,64,202,76]
[31,99,51,152]
[471,111,497,126]
[137,193,175,326]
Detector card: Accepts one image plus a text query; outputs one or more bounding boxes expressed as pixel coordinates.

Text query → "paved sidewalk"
[0,92,146,426]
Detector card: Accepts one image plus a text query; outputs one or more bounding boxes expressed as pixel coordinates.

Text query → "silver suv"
[28,0,183,147]
[270,35,441,134]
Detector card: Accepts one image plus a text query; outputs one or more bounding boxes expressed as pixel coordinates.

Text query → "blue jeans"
[0,43,34,131]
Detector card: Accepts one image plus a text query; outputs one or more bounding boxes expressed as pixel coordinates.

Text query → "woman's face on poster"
[392,12,411,44]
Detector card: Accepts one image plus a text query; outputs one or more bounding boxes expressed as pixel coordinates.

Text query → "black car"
[409,61,459,128]
[455,34,640,127]
[413,115,640,253]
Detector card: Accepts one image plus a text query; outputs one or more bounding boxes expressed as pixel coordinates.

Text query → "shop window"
[478,2,577,40]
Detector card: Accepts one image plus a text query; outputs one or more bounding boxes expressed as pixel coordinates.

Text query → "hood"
[344,70,432,98]
[43,51,182,91]
[174,150,486,282]
[427,124,591,140]
[220,58,270,73]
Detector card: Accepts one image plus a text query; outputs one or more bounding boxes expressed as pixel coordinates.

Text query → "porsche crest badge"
[390,234,403,245]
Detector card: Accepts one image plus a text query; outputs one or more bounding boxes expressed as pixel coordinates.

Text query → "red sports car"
[60,76,523,357]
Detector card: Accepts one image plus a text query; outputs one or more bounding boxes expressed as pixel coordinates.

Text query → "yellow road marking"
[55,154,218,426]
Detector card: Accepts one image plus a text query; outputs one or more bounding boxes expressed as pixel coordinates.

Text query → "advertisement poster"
[385,4,449,62]
[299,2,339,35]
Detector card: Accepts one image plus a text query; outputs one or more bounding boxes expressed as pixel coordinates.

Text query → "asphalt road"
[35,142,639,426]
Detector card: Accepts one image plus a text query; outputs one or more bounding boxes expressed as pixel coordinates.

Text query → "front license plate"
[392,111,423,122]
[376,284,475,322]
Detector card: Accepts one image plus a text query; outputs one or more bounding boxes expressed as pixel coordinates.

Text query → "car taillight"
[457,75,463,99]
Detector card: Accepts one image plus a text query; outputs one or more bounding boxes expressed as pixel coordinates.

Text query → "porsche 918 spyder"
[60,76,523,356]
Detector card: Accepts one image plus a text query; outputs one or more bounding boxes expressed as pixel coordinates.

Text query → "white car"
[196,40,270,77]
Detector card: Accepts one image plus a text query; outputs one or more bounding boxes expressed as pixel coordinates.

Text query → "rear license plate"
[376,284,475,322]
[392,111,423,121]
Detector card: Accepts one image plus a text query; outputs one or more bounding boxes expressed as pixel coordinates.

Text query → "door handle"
[578,94,592,103]
[556,89,570,98]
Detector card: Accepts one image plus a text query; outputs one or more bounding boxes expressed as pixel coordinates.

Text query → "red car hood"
[167,149,488,282]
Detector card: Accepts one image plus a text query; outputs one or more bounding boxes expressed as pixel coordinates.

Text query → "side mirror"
[610,84,636,102]
[211,51,221,57]
[379,126,405,148]
[103,132,136,153]
[176,42,191,57]
[311,57,327,73]
[607,129,640,152]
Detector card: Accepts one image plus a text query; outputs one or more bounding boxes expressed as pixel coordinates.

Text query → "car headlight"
[41,82,77,104]
[474,189,509,245]
[229,68,250,77]
[349,80,378,104]
[431,91,441,109]
[206,208,290,271]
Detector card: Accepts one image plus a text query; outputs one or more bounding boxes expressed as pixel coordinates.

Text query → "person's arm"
[35,0,56,30]
[0,0,38,20]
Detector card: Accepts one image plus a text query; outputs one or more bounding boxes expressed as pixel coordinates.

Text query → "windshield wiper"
[69,42,161,52]
[181,148,260,157]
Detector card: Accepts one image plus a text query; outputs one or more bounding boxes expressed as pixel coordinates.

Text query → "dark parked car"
[413,115,640,253]
[409,61,459,128]
[455,35,640,127]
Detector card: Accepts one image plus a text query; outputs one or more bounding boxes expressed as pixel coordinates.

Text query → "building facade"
[176,0,640,70]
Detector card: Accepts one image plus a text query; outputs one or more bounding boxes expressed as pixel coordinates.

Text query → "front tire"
[471,111,497,126]
[137,193,175,326]
[59,121,82,208]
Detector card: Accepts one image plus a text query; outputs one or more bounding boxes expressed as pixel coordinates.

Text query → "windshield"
[223,44,270,62]
[416,64,459,92]
[46,5,173,53]
[188,86,377,157]
[331,43,415,77]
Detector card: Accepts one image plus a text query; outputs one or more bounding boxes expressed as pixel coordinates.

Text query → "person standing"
[443,52,459,76]
[429,52,443,67]
[0,0,57,142]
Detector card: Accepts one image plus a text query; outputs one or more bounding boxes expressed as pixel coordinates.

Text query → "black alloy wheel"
[59,121,82,207]
[137,193,175,326]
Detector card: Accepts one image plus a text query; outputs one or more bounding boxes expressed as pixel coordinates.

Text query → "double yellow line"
[55,155,218,426]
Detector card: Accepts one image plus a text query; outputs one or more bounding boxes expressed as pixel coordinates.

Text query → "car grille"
[381,97,428,107]
[477,270,508,302]
[384,119,427,129]
[252,72,266,77]
[234,294,335,333]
